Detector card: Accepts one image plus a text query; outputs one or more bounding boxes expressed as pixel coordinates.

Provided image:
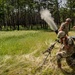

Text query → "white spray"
[40,9,58,32]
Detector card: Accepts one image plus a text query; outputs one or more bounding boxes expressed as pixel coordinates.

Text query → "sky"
[34,0,67,7]
[58,0,67,7]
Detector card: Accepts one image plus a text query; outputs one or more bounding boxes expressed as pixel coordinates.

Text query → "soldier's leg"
[56,51,67,68]
[56,53,62,68]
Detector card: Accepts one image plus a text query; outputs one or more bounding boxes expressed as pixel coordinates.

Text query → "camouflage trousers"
[56,48,75,64]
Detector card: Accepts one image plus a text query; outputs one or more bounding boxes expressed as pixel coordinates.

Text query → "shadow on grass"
[61,69,75,75]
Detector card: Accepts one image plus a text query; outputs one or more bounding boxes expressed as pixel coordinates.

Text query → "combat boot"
[57,63,61,69]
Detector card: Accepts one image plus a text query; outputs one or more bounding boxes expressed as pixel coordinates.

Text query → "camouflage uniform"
[56,37,75,68]
[59,22,69,35]
[59,18,71,35]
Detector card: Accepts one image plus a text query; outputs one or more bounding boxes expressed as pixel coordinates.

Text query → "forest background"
[0,0,75,31]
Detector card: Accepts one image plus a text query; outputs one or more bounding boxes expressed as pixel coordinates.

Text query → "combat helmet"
[66,18,71,22]
[57,31,66,39]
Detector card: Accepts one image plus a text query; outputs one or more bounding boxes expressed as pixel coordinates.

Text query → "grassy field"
[0,30,75,75]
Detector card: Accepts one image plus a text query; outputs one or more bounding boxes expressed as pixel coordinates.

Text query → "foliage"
[0,0,75,30]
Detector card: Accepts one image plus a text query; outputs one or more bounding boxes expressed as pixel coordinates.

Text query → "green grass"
[0,30,56,55]
[0,30,75,75]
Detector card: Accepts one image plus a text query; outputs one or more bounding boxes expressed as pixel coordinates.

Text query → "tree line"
[0,0,75,30]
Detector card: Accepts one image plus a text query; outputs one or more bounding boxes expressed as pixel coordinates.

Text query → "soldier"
[59,18,71,36]
[56,31,75,69]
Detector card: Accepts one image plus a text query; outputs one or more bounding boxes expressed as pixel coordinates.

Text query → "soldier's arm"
[59,24,65,31]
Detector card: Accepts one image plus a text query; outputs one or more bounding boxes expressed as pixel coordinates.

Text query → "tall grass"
[0,30,75,75]
[0,30,56,55]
